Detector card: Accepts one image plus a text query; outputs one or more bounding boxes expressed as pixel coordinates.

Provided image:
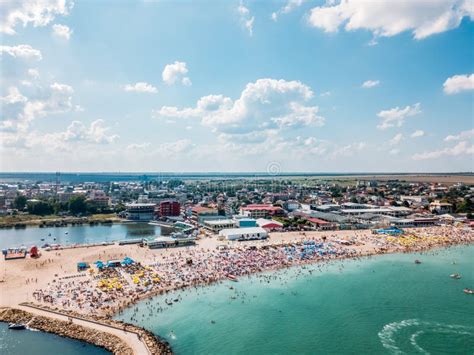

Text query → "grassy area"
[0,213,123,227]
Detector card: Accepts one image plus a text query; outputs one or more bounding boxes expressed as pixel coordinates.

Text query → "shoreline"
[1,226,473,354]
[0,215,124,229]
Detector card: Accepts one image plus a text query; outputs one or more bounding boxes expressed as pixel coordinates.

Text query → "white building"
[219,227,268,241]
[203,219,236,232]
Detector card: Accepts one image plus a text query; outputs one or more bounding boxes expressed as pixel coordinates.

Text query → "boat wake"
[378,319,474,354]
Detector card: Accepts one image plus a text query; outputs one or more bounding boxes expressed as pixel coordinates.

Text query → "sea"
[117,245,474,355]
[0,223,160,249]
[0,322,109,354]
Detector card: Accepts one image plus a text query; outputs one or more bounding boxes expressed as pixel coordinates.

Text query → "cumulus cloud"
[308,0,473,40]
[61,119,119,144]
[411,130,425,138]
[389,148,400,155]
[156,78,323,136]
[389,133,403,146]
[332,141,367,157]
[127,142,151,150]
[28,68,40,79]
[0,44,42,60]
[238,1,254,36]
[443,73,474,94]
[444,129,474,141]
[1,81,77,133]
[52,23,72,40]
[162,61,191,86]
[272,0,305,21]
[413,141,474,160]
[1,0,74,35]
[122,82,158,94]
[1,87,27,104]
[377,103,421,130]
[361,80,380,88]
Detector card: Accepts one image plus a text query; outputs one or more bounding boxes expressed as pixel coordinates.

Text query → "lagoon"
[0,223,160,249]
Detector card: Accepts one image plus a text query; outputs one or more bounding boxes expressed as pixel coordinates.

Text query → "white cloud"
[332,141,367,157]
[122,82,158,94]
[61,119,119,144]
[443,73,474,94]
[157,78,323,135]
[162,61,191,86]
[377,103,421,130]
[444,129,474,141]
[320,91,331,97]
[308,0,474,40]
[1,82,76,133]
[361,80,380,88]
[127,143,151,150]
[411,130,425,138]
[389,148,400,155]
[52,23,72,40]
[413,141,474,160]
[1,0,74,35]
[389,133,403,146]
[156,139,193,155]
[238,1,254,36]
[1,87,27,104]
[0,44,42,60]
[272,0,305,21]
[28,68,40,79]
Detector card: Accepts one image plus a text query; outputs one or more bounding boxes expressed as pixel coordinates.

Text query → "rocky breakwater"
[18,303,174,355]
[0,307,132,354]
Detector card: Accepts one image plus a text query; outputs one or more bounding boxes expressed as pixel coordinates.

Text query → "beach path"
[18,304,151,355]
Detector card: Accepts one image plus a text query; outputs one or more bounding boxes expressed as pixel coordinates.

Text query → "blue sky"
[1,0,473,172]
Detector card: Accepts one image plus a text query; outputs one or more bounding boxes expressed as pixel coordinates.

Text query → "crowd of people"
[31,226,474,316]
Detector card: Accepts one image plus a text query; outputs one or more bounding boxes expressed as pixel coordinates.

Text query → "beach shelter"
[122,256,135,265]
[95,260,105,269]
[77,262,89,271]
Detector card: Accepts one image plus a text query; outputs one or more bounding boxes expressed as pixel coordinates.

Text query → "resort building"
[125,203,156,221]
[240,204,286,219]
[191,206,220,224]
[203,219,236,233]
[159,200,181,217]
[218,227,268,241]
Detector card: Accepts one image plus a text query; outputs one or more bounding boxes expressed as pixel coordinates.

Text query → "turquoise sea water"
[119,245,474,354]
[0,322,110,354]
[0,223,160,249]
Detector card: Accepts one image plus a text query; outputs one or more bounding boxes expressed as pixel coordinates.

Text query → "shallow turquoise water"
[0,322,110,354]
[0,223,160,249]
[118,245,474,354]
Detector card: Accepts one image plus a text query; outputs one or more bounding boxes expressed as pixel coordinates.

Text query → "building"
[88,190,110,208]
[256,218,283,231]
[159,200,181,217]
[340,206,411,218]
[429,201,453,214]
[218,227,268,241]
[237,218,257,228]
[125,203,156,221]
[191,206,219,224]
[203,219,236,232]
[240,204,286,219]
[307,217,336,230]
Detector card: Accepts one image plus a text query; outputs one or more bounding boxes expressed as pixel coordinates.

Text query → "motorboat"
[464,288,474,294]
[8,323,26,330]
[450,273,461,279]
[414,259,422,264]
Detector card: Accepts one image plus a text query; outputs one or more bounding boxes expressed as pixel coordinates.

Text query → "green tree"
[27,201,53,215]
[13,195,27,210]
[69,195,87,215]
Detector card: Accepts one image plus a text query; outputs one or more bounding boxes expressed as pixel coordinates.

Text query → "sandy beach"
[1,226,473,315]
